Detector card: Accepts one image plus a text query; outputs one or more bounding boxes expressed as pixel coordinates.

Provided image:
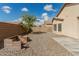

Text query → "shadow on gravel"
[27,37,32,42]
[31,32,46,34]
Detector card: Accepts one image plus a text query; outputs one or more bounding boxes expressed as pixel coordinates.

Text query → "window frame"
[53,24,57,31]
[58,23,62,32]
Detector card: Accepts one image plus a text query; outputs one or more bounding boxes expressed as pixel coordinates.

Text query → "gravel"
[0,32,73,56]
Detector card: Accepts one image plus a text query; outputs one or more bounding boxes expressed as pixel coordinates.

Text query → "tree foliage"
[20,14,36,33]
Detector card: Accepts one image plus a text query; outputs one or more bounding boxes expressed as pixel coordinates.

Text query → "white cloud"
[40,20,44,24]
[21,7,28,12]
[13,18,22,23]
[18,18,22,22]
[1,6,11,14]
[42,13,48,17]
[44,4,56,12]
[34,18,44,26]
[42,13,49,21]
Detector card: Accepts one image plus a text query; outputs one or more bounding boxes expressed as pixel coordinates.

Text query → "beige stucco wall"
[56,5,79,39]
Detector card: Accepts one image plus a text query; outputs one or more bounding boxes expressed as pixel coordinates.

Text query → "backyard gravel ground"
[0,32,73,56]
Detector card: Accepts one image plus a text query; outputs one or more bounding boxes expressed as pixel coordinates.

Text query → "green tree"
[20,14,36,34]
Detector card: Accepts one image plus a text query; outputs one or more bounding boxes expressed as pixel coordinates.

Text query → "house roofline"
[56,3,66,17]
[52,17,64,22]
[52,3,66,22]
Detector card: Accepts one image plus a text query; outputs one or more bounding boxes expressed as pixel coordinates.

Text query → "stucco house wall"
[58,5,79,39]
[53,4,79,39]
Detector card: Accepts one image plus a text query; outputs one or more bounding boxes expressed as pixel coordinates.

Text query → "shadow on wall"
[0,40,4,49]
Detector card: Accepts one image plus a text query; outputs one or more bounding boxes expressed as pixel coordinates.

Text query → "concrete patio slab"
[50,33,79,56]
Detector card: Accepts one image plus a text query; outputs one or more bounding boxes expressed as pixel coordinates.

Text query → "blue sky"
[0,3,63,22]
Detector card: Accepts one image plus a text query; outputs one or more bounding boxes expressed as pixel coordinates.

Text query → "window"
[58,23,62,31]
[53,23,62,32]
[54,24,57,31]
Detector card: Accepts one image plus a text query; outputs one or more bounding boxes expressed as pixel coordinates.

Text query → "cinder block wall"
[4,38,21,51]
[32,26,52,32]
